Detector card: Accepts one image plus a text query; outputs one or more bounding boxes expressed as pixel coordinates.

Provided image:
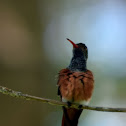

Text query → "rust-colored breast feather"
[57,69,94,102]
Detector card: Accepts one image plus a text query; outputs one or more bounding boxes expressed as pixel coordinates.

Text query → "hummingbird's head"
[67,38,88,60]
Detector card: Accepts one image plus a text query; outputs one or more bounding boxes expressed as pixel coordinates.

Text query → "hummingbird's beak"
[67,38,79,48]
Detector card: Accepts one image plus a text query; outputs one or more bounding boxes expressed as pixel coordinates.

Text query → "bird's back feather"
[57,68,94,103]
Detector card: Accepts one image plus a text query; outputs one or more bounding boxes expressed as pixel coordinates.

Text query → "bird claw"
[67,101,72,107]
[78,105,83,109]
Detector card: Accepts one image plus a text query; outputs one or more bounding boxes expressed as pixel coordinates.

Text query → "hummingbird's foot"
[78,105,83,109]
[67,101,72,108]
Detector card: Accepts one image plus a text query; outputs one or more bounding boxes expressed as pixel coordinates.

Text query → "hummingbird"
[57,38,94,126]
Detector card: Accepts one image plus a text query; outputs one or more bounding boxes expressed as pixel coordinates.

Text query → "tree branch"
[0,85,126,112]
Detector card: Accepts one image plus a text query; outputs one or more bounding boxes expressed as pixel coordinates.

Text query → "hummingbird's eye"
[82,47,87,52]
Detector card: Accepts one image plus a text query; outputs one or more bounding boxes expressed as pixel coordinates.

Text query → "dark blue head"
[67,38,88,72]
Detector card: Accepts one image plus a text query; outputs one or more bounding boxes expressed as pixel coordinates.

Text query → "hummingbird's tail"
[62,107,83,126]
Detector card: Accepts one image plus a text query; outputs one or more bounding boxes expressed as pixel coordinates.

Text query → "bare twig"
[0,86,126,112]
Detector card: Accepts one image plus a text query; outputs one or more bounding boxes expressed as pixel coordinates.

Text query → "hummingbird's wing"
[57,68,94,104]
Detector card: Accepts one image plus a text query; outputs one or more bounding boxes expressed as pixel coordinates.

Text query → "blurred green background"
[0,0,126,126]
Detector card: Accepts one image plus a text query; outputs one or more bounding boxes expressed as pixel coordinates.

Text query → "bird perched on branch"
[57,38,94,126]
